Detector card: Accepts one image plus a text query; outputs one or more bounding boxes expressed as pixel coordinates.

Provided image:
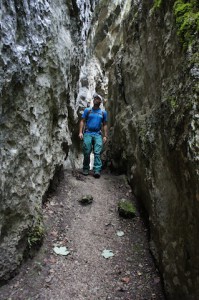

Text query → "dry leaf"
[49,256,57,264]
[121,277,130,284]
[50,231,58,237]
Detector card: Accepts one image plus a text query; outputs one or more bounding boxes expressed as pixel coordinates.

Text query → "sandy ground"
[0,170,165,300]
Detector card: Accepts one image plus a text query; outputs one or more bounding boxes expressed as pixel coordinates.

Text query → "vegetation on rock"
[28,211,45,250]
[153,0,163,10]
[79,194,93,205]
[151,0,199,49]
[118,199,136,218]
[28,224,44,249]
[173,0,199,48]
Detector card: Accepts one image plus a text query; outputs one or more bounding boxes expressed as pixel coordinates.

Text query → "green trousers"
[83,133,103,173]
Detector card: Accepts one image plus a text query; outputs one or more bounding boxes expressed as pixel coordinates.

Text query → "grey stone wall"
[0,0,82,281]
[0,0,198,298]
[90,0,199,299]
[111,5,198,300]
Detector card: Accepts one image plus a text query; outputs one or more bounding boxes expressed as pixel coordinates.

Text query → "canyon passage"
[0,0,198,299]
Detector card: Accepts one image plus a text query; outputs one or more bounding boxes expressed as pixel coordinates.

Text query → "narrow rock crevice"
[0,0,198,299]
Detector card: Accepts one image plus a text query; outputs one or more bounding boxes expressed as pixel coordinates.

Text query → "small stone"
[79,194,93,205]
[45,277,52,283]
[121,277,130,283]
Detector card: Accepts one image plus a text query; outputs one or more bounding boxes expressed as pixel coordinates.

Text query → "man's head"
[93,93,102,103]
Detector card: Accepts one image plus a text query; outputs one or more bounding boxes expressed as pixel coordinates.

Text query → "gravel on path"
[0,170,165,300]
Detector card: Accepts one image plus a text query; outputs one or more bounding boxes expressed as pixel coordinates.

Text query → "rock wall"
[0,0,86,281]
[0,0,198,298]
[90,0,199,299]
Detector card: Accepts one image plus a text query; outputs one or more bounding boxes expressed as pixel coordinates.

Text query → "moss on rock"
[79,194,93,205]
[27,209,45,250]
[173,0,199,49]
[118,199,136,218]
[153,0,163,10]
[28,224,45,249]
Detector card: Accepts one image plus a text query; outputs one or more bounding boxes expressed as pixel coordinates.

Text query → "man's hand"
[79,119,85,140]
[103,136,107,143]
[79,133,83,140]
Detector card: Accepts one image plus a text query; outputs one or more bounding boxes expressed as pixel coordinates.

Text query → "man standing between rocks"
[79,93,108,178]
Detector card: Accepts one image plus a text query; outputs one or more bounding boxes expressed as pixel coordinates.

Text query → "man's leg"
[83,133,92,174]
[93,135,103,177]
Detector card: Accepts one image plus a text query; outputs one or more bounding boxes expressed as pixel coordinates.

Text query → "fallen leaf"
[49,269,55,273]
[50,231,58,237]
[49,256,57,264]
[121,277,130,284]
[53,246,70,256]
[116,231,124,237]
[102,249,114,259]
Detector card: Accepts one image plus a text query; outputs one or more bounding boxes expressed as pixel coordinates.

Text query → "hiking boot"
[82,169,89,176]
[94,172,100,178]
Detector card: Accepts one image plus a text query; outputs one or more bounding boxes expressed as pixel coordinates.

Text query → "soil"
[0,170,165,300]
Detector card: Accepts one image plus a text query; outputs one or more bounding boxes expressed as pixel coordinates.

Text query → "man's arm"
[102,122,108,143]
[79,119,85,140]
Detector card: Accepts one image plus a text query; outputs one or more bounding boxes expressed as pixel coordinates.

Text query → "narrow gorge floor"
[0,170,165,300]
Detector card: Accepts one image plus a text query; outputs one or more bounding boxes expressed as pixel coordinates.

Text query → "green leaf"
[53,246,70,256]
[102,249,114,259]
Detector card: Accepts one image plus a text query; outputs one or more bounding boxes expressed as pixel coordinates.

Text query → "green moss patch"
[173,0,199,49]
[150,0,163,14]
[153,0,163,10]
[28,223,45,249]
[118,199,136,218]
[28,208,45,250]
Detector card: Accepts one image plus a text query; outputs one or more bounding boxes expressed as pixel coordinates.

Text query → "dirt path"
[0,170,165,300]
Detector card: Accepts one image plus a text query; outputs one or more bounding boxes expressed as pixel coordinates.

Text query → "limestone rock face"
[0,0,198,298]
[91,0,199,299]
[0,0,85,281]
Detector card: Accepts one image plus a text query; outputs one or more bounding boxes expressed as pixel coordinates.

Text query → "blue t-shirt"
[82,108,107,135]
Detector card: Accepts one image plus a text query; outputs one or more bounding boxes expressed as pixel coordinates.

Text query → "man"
[79,93,108,178]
